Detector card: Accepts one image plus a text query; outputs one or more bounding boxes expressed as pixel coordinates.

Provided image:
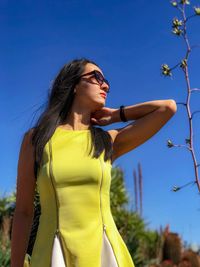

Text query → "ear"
[74,83,80,93]
[74,86,77,93]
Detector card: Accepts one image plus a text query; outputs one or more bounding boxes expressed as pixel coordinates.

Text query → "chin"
[93,102,104,111]
[99,101,105,107]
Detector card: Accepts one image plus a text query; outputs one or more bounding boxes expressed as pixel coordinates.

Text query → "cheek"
[81,84,99,97]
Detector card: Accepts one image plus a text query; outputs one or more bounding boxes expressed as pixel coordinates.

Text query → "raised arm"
[108,99,177,163]
[11,129,37,267]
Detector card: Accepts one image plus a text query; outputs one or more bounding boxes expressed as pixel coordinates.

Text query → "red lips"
[100,93,106,98]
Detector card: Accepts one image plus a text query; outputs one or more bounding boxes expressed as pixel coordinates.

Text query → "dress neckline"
[56,127,90,133]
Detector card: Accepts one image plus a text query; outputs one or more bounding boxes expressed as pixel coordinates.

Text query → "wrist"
[119,105,128,122]
[111,108,121,123]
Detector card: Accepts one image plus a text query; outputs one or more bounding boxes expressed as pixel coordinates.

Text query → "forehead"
[83,63,104,76]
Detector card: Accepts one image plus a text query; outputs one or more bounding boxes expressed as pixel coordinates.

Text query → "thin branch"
[176,102,187,106]
[191,110,200,119]
[191,88,200,92]
[163,3,200,192]
[172,144,191,150]
[172,180,196,192]
[185,13,197,23]
[178,5,200,192]
[191,44,200,50]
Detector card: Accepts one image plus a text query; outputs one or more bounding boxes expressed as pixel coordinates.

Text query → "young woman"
[11,58,177,267]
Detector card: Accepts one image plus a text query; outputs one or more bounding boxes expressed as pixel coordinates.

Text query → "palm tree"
[0,192,16,250]
[0,192,16,267]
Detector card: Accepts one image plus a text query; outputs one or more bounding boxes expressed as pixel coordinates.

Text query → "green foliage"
[171,1,178,7]
[140,230,162,261]
[167,139,174,148]
[180,59,187,70]
[0,231,10,267]
[110,166,162,266]
[180,0,190,5]
[161,64,172,77]
[194,7,200,15]
[172,18,183,36]
[162,0,200,78]
[162,233,182,264]
[110,167,129,211]
[0,192,16,225]
[0,193,15,267]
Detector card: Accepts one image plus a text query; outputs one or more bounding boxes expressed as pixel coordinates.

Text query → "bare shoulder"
[24,127,35,140]
[20,128,35,157]
[15,128,36,215]
[106,127,124,164]
[20,128,35,156]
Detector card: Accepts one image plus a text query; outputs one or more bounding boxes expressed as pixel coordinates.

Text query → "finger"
[91,118,99,125]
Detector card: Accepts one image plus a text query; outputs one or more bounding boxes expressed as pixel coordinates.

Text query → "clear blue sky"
[1,0,200,246]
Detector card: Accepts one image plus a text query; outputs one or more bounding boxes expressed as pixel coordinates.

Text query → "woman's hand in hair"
[90,107,116,126]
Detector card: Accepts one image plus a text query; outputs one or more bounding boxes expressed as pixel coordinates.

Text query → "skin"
[60,62,110,130]
[60,63,177,164]
[11,62,177,267]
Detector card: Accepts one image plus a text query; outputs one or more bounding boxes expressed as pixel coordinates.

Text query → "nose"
[101,82,110,93]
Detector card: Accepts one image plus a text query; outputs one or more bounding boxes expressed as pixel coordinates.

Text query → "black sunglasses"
[79,70,110,92]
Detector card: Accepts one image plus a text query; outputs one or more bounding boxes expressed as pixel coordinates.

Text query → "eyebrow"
[93,70,105,77]
[81,70,104,77]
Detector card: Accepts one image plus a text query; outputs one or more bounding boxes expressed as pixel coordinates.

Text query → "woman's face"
[75,63,110,110]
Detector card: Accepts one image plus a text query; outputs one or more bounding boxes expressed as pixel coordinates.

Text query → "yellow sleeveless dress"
[28,127,135,267]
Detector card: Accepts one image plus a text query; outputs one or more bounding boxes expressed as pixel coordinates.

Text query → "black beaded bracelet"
[120,105,127,122]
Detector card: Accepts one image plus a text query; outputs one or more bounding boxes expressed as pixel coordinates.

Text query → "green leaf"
[185,138,191,144]
[161,64,172,77]
[172,18,183,27]
[180,59,187,69]
[167,139,174,148]
[171,1,178,7]
[180,0,190,4]
[172,186,181,192]
[194,6,200,15]
[172,28,183,36]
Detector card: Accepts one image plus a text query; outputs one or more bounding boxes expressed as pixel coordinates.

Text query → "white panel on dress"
[51,234,66,267]
[101,231,118,267]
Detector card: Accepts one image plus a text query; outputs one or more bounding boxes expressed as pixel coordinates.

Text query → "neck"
[61,103,92,130]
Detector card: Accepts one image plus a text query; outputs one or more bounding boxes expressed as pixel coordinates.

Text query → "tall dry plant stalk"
[133,169,138,213]
[138,162,143,218]
[132,162,143,217]
[161,0,200,192]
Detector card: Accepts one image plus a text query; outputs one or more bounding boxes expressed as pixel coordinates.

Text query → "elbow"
[165,99,177,114]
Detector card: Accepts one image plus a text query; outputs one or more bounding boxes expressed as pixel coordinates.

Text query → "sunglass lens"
[94,72,102,84]
[95,71,109,87]
[105,79,109,87]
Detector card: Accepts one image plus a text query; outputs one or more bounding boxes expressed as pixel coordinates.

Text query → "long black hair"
[29,58,113,180]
